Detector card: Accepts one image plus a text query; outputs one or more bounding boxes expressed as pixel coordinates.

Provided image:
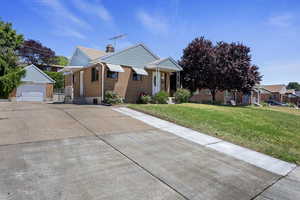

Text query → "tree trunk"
[211,89,216,104]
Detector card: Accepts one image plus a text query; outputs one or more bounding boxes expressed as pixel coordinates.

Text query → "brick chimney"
[106,44,115,53]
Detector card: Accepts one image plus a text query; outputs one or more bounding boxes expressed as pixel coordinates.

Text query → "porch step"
[73,97,87,105]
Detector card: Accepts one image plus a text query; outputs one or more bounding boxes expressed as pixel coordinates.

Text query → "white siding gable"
[69,48,90,66]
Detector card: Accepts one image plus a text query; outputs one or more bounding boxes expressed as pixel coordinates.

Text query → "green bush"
[287,103,296,108]
[138,94,152,104]
[174,88,191,103]
[104,90,122,105]
[261,102,269,107]
[44,71,64,89]
[153,91,169,104]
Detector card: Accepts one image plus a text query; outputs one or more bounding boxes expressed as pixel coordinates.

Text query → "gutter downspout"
[98,62,105,102]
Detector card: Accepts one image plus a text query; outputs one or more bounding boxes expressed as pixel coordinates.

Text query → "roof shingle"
[77,46,106,60]
[261,85,286,93]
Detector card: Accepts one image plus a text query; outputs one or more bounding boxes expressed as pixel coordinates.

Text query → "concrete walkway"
[0,103,299,199]
[113,107,296,176]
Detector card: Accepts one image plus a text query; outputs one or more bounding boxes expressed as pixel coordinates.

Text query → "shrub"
[104,90,122,105]
[261,102,269,107]
[44,71,64,89]
[287,103,296,108]
[138,92,152,104]
[153,91,169,104]
[174,88,191,103]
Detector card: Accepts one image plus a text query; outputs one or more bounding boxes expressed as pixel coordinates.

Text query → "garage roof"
[21,64,55,84]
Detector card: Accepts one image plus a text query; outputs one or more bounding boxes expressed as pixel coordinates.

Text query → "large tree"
[221,42,262,94]
[287,82,300,91]
[18,39,55,65]
[0,19,25,98]
[180,37,223,101]
[180,37,262,102]
[53,56,68,66]
[44,71,64,89]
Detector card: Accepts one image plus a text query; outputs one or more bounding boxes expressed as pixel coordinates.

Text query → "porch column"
[80,71,84,97]
[156,67,159,93]
[70,71,74,100]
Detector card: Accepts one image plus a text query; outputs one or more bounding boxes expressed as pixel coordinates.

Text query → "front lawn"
[128,103,300,164]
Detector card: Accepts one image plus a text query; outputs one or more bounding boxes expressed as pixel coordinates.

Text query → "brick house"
[261,85,287,103]
[61,44,182,104]
[190,86,272,105]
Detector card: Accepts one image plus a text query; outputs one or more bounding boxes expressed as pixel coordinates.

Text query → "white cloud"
[37,0,91,29]
[268,14,294,28]
[136,10,169,35]
[72,0,113,22]
[33,0,91,39]
[53,27,86,40]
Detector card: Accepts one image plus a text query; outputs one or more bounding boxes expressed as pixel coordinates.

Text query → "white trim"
[152,68,160,95]
[23,64,55,83]
[59,66,84,73]
[147,57,182,71]
[97,43,160,62]
[106,63,124,72]
[80,71,84,96]
[132,67,148,75]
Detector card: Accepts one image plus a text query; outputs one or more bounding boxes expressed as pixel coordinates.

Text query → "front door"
[152,71,160,95]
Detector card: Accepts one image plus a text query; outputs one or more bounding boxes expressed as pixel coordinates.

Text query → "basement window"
[107,70,118,79]
[91,67,99,82]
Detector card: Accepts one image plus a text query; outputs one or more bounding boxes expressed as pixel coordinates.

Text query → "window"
[132,72,142,81]
[107,70,118,79]
[91,67,99,82]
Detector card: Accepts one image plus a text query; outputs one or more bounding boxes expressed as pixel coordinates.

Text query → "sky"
[1,0,300,84]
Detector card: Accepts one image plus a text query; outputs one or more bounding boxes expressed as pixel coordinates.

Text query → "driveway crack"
[59,108,190,200]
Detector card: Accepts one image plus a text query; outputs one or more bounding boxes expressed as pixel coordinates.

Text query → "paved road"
[0,103,298,200]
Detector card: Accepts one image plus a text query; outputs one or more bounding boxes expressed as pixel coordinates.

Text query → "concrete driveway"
[0,103,298,200]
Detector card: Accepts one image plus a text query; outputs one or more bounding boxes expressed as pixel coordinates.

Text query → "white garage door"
[16,84,46,102]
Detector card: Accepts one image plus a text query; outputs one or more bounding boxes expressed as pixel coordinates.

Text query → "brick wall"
[83,64,101,97]
[45,84,53,98]
[71,64,172,103]
[190,89,225,103]
[64,74,72,87]
[104,66,153,103]
[73,71,80,97]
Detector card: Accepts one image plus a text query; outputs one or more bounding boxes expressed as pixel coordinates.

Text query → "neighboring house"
[261,84,287,102]
[190,85,272,105]
[9,64,55,102]
[61,44,182,104]
[37,64,64,72]
[284,89,300,105]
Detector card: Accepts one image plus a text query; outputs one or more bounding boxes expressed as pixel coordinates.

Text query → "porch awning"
[58,66,83,73]
[106,63,124,72]
[132,67,148,75]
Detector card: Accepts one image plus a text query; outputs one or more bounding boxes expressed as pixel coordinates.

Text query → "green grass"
[128,103,300,165]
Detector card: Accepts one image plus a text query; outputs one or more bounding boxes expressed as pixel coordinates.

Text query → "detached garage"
[10,64,55,102]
